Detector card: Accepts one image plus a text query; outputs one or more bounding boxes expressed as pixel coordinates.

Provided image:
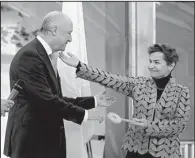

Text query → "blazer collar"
[170,77,176,85]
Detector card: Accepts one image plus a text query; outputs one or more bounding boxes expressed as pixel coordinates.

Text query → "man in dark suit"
[4,11,115,158]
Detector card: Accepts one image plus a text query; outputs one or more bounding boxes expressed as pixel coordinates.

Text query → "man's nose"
[69,35,72,42]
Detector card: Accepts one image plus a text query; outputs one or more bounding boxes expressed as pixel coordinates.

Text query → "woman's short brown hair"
[148,43,179,65]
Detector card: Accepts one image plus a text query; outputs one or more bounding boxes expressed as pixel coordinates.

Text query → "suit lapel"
[34,38,60,93]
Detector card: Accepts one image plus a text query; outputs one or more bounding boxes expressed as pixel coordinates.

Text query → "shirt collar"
[37,35,52,56]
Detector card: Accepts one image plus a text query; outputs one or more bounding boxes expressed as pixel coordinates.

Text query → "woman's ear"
[168,62,175,71]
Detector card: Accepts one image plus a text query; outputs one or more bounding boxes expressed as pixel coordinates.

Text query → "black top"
[153,73,172,101]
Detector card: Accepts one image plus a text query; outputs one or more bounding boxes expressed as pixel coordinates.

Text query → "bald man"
[4,11,115,158]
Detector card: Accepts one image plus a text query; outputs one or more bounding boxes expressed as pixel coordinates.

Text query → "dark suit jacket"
[4,38,95,158]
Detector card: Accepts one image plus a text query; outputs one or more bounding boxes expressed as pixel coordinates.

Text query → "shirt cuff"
[76,61,81,68]
[82,97,97,124]
[94,96,97,107]
[83,110,88,123]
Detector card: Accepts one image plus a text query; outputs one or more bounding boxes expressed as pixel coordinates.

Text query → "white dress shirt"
[36,36,97,123]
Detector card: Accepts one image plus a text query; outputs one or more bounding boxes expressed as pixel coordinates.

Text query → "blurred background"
[1,2,194,158]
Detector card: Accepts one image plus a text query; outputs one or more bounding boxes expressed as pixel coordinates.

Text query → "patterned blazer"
[76,62,191,158]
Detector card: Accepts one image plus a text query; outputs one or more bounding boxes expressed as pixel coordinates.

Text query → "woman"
[59,43,191,158]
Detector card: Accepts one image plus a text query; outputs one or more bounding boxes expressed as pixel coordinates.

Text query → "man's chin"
[59,45,66,52]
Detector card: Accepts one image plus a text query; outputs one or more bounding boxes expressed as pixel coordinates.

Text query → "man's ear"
[51,26,57,36]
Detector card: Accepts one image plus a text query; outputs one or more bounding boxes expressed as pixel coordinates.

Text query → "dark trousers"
[126,151,159,158]
[60,128,66,158]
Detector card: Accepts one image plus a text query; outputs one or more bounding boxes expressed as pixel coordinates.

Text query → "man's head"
[39,11,73,52]
[147,43,179,79]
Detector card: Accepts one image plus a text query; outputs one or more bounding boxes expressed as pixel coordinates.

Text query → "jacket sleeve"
[62,96,95,110]
[145,87,191,137]
[76,62,147,98]
[16,51,86,125]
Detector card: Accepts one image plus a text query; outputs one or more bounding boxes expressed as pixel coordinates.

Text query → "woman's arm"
[76,62,147,98]
[59,52,148,99]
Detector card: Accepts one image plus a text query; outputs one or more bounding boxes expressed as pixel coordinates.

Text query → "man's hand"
[87,110,104,123]
[1,99,14,116]
[59,52,79,68]
[95,91,116,107]
[130,118,150,128]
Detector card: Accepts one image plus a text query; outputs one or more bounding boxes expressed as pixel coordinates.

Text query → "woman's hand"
[59,52,80,68]
[130,118,150,128]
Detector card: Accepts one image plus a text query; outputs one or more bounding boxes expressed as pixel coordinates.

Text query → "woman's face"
[148,52,174,79]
